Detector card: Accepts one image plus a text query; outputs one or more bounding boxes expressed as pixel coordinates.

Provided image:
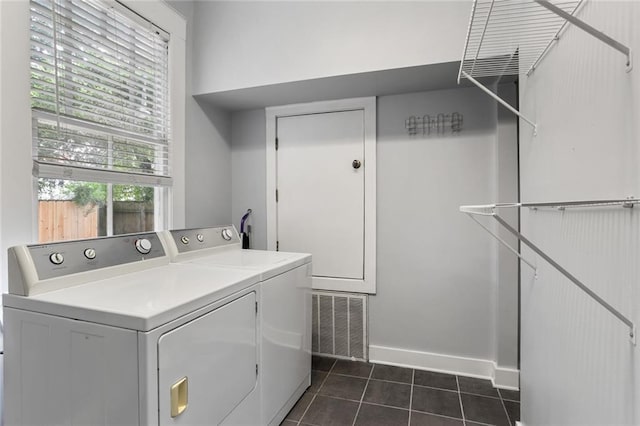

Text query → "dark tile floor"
[282,356,520,426]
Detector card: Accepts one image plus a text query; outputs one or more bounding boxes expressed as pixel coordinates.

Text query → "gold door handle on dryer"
[170,377,188,418]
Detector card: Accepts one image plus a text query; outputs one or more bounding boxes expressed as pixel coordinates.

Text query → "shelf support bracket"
[535,0,632,71]
[461,71,537,133]
[477,212,636,344]
[466,214,537,272]
[461,201,637,344]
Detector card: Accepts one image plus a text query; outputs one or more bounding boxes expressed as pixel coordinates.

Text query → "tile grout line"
[498,389,513,426]
[350,363,375,426]
[411,409,468,422]
[316,363,508,398]
[296,393,317,426]
[456,376,467,425]
[412,383,466,394]
[309,359,516,426]
[358,399,418,412]
[407,369,415,426]
[329,371,415,386]
[298,359,338,425]
[315,362,335,392]
[320,395,411,411]
[457,389,505,400]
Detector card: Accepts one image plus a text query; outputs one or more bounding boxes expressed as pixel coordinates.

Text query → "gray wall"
[519,1,640,424]
[169,0,233,228]
[230,86,519,374]
[186,0,519,385]
[231,110,267,248]
[191,1,470,95]
[371,87,506,362]
[494,84,519,372]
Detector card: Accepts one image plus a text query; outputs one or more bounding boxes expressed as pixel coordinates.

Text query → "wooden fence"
[39,200,154,243]
[39,201,99,243]
[110,201,154,235]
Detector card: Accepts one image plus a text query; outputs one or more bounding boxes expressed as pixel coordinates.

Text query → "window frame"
[1,0,184,293]
[29,0,186,238]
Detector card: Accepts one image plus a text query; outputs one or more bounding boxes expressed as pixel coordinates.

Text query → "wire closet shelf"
[458,0,584,82]
[457,0,632,131]
[460,198,639,344]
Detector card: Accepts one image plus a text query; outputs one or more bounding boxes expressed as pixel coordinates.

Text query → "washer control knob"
[221,228,233,241]
[49,252,64,265]
[84,248,96,260]
[180,236,190,245]
[135,238,152,254]
[196,234,204,242]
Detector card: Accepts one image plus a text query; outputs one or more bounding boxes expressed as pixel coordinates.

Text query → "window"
[38,178,162,242]
[30,0,171,242]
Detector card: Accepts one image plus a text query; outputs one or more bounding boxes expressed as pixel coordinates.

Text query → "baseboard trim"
[369,345,519,390]
[493,365,520,389]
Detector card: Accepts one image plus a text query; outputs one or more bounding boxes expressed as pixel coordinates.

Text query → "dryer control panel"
[7,232,167,297]
[27,232,166,280]
[168,226,240,253]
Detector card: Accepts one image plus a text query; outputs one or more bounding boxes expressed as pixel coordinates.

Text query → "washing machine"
[161,226,312,426]
[3,232,263,425]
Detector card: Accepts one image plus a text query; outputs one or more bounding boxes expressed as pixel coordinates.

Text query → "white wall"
[0,1,36,298]
[0,0,5,419]
[519,1,640,424]
[231,110,267,249]
[169,1,233,228]
[191,1,470,95]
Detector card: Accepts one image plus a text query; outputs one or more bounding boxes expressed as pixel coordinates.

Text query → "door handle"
[352,159,361,169]
[170,377,188,418]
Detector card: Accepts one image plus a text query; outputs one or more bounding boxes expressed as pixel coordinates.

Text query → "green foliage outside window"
[38,179,154,205]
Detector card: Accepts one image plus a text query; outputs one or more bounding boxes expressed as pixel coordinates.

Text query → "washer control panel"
[28,232,166,280]
[169,226,239,253]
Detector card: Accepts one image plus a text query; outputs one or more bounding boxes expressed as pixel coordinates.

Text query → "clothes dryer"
[161,226,312,426]
[4,232,262,425]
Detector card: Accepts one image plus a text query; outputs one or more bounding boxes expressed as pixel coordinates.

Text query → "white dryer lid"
[3,263,260,331]
[186,249,311,280]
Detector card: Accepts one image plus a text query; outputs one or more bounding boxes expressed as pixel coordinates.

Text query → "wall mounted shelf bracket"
[460,71,537,134]
[535,0,632,72]
[461,198,639,344]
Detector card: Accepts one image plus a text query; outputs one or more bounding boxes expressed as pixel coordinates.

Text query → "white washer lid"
[185,249,311,280]
[3,263,261,331]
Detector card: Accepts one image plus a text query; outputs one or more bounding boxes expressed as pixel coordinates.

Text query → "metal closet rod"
[460,198,638,344]
[461,198,639,213]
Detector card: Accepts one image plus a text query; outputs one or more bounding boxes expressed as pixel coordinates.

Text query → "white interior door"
[277,110,364,284]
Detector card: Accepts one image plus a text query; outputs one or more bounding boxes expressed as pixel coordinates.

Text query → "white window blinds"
[30,0,171,186]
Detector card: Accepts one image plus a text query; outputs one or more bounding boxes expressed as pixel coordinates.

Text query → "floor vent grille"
[312,291,367,361]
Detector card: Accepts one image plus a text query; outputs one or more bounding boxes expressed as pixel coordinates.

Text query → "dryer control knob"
[221,228,233,241]
[135,238,152,254]
[84,248,96,260]
[49,252,64,265]
[180,236,190,245]
[196,234,204,242]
